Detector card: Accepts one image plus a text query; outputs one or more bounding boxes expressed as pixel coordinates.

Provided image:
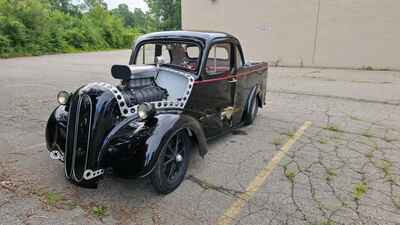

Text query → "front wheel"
[150,130,191,194]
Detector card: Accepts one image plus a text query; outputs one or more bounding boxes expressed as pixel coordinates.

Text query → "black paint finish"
[46,31,268,185]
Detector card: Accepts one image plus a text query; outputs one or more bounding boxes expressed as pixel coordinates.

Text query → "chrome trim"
[93,67,195,117]
[71,95,93,182]
[83,169,104,180]
[64,95,76,179]
[133,122,145,134]
[70,96,82,181]
[50,150,64,161]
[96,82,137,117]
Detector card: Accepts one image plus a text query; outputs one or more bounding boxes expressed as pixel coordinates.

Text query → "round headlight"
[57,91,70,105]
[137,103,155,120]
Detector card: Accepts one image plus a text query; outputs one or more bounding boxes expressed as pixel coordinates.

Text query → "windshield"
[134,41,201,73]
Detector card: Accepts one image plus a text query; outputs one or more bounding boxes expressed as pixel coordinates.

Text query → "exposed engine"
[112,64,169,107]
[118,77,169,107]
[110,64,194,116]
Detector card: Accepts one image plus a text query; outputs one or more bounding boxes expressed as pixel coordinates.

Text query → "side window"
[236,47,244,68]
[206,43,231,76]
[186,46,199,59]
[136,44,170,65]
[161,45,171,63]
[136,44,155,65]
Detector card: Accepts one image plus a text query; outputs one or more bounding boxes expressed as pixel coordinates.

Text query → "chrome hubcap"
[176,154,183,162]
[163,133,185,181]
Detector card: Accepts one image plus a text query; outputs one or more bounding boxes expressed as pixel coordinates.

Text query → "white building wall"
[182,0,400,70]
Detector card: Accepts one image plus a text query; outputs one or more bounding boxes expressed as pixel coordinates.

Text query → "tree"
[111,4,134,27]
[0,0,181,57]
[82,0,107,10]
[145,0,181,31]
[48,0,80,15]
[132,8,146,30]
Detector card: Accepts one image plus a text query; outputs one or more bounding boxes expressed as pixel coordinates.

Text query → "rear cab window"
[205,43,232,77]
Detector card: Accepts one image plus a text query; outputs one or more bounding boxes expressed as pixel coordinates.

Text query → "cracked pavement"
[0,51,399,225]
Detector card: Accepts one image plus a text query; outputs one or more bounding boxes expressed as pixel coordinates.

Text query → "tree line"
[0,0,181,58]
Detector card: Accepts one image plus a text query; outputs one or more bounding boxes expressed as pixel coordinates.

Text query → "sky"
[104,0,149,12]
[72,0,149,12]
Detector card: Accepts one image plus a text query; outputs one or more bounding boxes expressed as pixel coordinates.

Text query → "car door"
[187,41,237,138]
[231,44,247,125]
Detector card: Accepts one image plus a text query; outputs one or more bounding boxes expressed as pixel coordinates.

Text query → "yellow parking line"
[217,121,312,225]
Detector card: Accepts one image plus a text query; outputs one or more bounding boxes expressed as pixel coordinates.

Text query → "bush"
[0,0,143,58]
[0,34,11,55]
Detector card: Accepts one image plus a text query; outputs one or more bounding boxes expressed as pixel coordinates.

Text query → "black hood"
[64,83,119,182]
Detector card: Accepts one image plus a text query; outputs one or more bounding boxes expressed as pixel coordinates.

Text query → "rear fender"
[243,85,261,117]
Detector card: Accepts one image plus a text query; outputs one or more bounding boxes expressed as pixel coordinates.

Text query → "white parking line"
[217,121,312,225]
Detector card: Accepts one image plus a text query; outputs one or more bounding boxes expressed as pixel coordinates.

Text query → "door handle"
[228,78,237,83]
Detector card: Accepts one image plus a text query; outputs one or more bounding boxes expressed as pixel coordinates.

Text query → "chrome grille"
[64,94,93,182]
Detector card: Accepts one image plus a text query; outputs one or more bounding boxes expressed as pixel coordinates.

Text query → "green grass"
[285,171,296,182]
[284,129,296,138]
[92,205,107,218]
[325,168,337,181]
[282,163,296,182]
[375,159,392,177]
[45,191,63,206]
[64,200,78,210]
[283,165,296,182]
[353,182,368,200]
[317,221,336,225]
[349,115,363,121]
[313,220,336,225]
[309,220,336,225]
[394,195,400,209]
[326,168,337,177]
[323,124,342,133]
[271,137,285,146]
[362,131,373,138]
[365,151,374,160]
[318,138,328,144]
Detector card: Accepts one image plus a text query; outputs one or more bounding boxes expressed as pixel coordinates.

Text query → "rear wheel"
[150,130,191,194]
[244,94,259,125]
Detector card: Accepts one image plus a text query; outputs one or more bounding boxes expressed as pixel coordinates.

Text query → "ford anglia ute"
[46,31,268,194]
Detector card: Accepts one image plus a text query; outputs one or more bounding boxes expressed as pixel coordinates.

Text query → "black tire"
[70,177,99,189]
[112,161,138,178]
[150,130,191,194]
[244,94,259,125]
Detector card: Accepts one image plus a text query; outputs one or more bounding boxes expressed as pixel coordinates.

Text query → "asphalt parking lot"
[1,50,399,225]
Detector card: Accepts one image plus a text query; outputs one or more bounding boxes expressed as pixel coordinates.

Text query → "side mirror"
[155,56,165,67]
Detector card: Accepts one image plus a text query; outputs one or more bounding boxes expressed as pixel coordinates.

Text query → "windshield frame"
[130,39,203,75]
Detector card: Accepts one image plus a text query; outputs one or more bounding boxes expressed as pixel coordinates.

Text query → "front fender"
[45,105,68,154]
[143,113,208,172]
[99,112,208,177]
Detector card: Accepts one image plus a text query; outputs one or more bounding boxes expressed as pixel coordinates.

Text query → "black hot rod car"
[46,31,268,194]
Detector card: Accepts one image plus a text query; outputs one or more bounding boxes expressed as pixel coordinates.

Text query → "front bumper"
[49,150,105,180]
